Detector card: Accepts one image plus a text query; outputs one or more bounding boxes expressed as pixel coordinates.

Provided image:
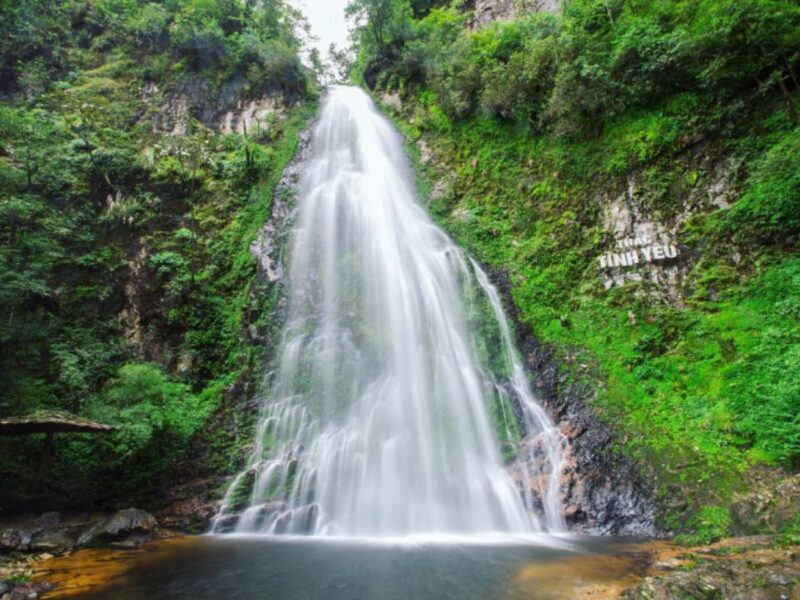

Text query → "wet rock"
[270,504,319,535]
[210,514,239,534]
[77,508,157,548]
[485,263,658,535]
[250,126,313,284]
[226,502,289,532]
[731,468,800,534]
[159,497,218,533]
[0,530,32,553]
[253,501,287,522]
[0,581,54,600]
[526,337,657,535]
[29,527,78,553]
[652,557,685,572]
[621,544,800,600]
[295,503,319,533]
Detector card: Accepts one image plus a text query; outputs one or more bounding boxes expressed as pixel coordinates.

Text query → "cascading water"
[213,86,565,538]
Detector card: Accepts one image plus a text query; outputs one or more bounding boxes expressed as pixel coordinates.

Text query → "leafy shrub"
[352,0,800,138]
[677,505,733,545]
[126,2,170,51]
[170,0,229,69]
[90,363,215,459]
[723,127,800,244]
[150,251,187,279]
[0,0,314,500]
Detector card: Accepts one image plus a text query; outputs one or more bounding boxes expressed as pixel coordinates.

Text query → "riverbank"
[0,508,177,599]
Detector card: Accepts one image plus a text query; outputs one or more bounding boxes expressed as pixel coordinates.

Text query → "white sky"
[287,0,352,58]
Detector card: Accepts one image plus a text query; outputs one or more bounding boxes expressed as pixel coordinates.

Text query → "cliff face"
[397,92,798,538]
[369,0,800,536]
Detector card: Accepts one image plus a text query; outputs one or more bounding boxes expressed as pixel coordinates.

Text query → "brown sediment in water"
[513,540,676,599]
[515,536,800,599]
[32,536,198,599]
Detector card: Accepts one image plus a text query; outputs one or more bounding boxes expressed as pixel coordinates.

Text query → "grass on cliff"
[355,0,800,542]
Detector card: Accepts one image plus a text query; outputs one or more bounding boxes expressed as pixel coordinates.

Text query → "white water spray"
[213,86,565,537]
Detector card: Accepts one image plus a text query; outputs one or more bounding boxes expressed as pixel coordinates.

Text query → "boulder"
[0,581,54,600]
[510,333,659,536]
[77,508,157,548]
[158,497,217,533]
[209,513,239,534]
[29,527,76,553]
[0,529,32,553]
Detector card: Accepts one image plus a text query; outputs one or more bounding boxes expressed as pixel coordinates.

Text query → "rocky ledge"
[621,536,800,600]
[0,508,159,600]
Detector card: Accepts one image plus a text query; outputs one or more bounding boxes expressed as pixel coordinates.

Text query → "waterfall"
[212,86,565,537]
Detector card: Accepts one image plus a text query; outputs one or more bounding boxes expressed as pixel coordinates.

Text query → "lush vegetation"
[0,0,316,506]
[348,0,800,541]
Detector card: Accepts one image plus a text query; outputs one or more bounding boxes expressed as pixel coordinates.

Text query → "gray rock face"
[0,581,54,600]
[523,337,659,535]
[472,0,561,28]
[487,268,659,536]
[0,509,157,555]
[731,468,800,534]
[140,77,285,136]
[250,126,314,285]
[30,526,81,552]
[594,155,741,304]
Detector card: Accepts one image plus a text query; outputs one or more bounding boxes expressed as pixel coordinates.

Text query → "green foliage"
[725,262,800,464]
[0,0,316,502]
[676,505,733,545]
[776,513,800,546]
[0,0,313,99]
[91,363,213,459]
[353,0,800,137]
[723,126,800,244]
